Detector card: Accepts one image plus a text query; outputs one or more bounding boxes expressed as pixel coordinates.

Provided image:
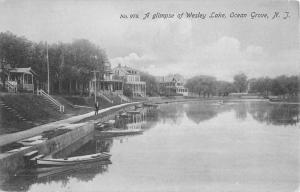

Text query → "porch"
[0,67,37,93]
[89,80,123,95]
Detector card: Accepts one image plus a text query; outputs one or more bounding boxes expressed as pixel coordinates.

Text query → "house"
[112,64,146,97]
[158,76,188,96]
[89,62,123,96]
[0,65,37,93]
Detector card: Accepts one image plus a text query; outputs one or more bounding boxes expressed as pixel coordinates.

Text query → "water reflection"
[1,101,299,192]
[158,101,299,126]
[247,102,300,126]
[0,106,159,192]
[157,104,185,124]
[184,102,233,124]
[1,162,110,192]
[233,102,248,120]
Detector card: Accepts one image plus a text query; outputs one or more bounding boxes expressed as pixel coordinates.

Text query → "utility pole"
[46,42,50,94]
[91,70,97,103]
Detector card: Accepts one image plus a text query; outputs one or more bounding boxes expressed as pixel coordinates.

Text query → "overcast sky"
[0,0,299,81]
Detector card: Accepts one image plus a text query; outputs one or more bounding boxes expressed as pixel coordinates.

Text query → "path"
[0,102,139,147]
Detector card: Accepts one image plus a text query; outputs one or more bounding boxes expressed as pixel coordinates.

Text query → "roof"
[158,76,182,83]
[9,67,38,76]
[113,64,139,75]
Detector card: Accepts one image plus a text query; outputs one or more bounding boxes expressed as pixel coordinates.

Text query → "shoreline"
[1,96,298,147]
[0,97,299,181]
[149,96,300,105]
[0,102,140,147]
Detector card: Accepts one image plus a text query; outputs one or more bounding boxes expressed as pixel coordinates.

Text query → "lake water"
[1,101,300,192]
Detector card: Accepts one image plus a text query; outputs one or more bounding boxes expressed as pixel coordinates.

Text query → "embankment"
[0,102,139,182]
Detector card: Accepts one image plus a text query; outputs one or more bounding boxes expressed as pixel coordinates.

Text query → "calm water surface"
[2,101,300,192]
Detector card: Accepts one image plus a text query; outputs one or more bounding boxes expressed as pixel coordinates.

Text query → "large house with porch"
[89,62,123,97]
[112,64,146,97]
[158,75,188,96]
[0,65,37,93]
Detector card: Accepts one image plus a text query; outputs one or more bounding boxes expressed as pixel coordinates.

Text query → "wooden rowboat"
[37,152,111,167]
[96,128,143,138]
[102,129,143,134]
[143,103,158,107]
[35,160,111,179]
[18,135,47,146]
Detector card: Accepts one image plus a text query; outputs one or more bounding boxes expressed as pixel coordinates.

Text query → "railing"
[23,84,34,92]
[37,89,64,112]
[98,91,114,104]
[5,81,17,93]
[118,94,131,103]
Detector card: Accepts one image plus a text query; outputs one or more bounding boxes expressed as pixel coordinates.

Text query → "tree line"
[249,75,299,97]
[186,73,299,98]
[131,72,298,98]
[0,31,108,95]
[0,32,298,98]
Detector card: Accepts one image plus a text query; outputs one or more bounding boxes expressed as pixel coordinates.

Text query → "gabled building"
[0,65,38,93]
[158,75,188,96]
[89,62,123,96]
[112,64,146,97]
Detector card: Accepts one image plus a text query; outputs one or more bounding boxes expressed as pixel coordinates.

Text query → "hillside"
[0,93,92,135]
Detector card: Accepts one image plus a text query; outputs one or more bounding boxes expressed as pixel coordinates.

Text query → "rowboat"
[102,129,143,134]
[37,152,111,166]
[96,128,143,138]
[127,110,142,114]
[18,135,47,146]
[143,103,158,107]
[7,146,31,153]
[35,160,111,179]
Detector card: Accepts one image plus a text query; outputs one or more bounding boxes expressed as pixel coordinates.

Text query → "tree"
[0,31,33,68]
[140,72,159,96]
[249,77,272,96]
[286,76,299,96]
[270,75,289,96]
[185,75,217,97]
[215,81,235,96]
[233,73,248,93]
[0,31,108,95]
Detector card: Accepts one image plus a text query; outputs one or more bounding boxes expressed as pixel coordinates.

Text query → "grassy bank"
[0,94,116,135]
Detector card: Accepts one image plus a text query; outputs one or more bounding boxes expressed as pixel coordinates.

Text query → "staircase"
[0,100,36,126]
[98,92,114,104]
[37,89,65,112]
[118,94,131,103]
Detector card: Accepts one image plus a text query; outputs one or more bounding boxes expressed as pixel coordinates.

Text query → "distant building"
[158,76,188,96]
[0,65,38,93]
[112,64,146,97]
[89,62,123,96]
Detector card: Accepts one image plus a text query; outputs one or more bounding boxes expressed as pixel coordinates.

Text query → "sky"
[0,0,299,81]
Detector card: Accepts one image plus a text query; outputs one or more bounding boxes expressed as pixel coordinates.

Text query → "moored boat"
[143,103,158,108]
[96,128,143,138]
[37,152,111,167]
[102,128,143,134]
[18,135,47,146]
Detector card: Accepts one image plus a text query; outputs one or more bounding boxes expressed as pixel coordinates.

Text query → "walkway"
[0,102,139,147]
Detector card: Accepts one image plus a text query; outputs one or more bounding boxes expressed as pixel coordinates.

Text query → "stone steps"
[0,100,36,126]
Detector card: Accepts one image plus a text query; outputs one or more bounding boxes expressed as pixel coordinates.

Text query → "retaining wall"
[0,122,94,181]
[0,102,138,183]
